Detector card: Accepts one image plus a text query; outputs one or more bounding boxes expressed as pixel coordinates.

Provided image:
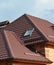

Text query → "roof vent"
[0,20,9,27]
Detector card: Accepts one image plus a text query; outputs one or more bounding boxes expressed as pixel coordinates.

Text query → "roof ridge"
[24,14,53,24]
[3,30,13,58]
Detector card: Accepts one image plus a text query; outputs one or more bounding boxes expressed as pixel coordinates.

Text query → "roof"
[0,29,52,64]
[4,14,54,46]
[0,14,53,64]
[0,29,11,60]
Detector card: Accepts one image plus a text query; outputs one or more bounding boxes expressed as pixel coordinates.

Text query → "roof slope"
[5,14,54,45]
[3,30,52,64]
[5,14,47,45]
[0,29,52,64]
[24,14,54,42]
[0,14,53,64]
[0,29,11,60]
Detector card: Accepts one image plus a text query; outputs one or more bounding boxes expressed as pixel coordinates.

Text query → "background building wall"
[45,43,54,65]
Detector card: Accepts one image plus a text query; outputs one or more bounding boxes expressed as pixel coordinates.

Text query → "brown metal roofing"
[24,14,54,42]
[5,14,47,45]
[0,29,11,60]
[4,14,54,45]
[0,14,53,64]
[0,28,51,64]
[3,30,52,64]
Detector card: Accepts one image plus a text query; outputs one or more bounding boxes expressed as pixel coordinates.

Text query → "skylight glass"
[24,28,34,37]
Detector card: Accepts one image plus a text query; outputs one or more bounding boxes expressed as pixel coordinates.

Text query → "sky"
[0,0,54,23]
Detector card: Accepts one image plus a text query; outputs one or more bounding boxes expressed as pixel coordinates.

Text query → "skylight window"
[24,28,34,37]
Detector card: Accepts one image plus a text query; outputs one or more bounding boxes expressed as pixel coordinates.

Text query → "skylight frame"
[24,28,34,37]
